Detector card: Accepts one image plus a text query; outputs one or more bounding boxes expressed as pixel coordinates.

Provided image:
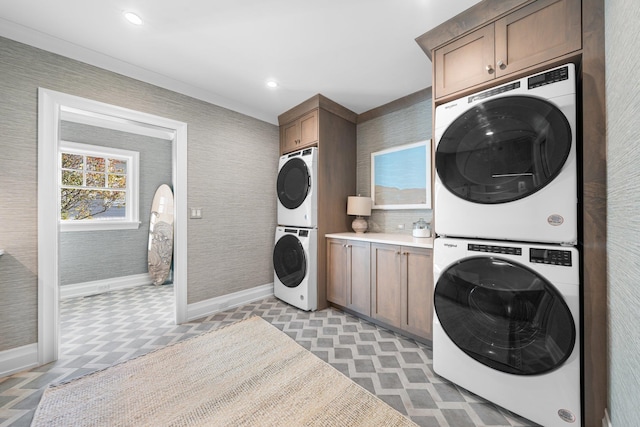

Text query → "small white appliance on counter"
[273,226,317,311]
[276,147,318,228]
[432,237,581,427]
[434,64,577,245]
[412,218,431,238]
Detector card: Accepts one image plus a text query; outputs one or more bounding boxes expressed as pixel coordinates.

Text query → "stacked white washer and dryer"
[432,64,581,427]
[273,147,318,311]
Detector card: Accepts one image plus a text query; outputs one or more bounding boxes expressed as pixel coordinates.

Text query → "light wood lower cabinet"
[326,239,371,316]
[370,244,403,327]
[371,244,433,340]
[327,238,434,341]
[401,246,434,339]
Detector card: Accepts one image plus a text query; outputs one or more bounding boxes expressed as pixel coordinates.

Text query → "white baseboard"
[60,273,159,299]
[603,409,612,427]
[187,283,274,322]
[0,343,38,378]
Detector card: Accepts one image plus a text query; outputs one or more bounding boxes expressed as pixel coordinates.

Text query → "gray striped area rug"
[32,316,417,426]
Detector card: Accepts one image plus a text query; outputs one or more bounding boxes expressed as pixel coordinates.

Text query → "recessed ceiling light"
[124,12,143,26]
[266,80,278,88]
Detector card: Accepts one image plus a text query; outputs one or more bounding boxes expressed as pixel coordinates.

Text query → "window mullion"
[82,155,87,187]
[105,158,109,193]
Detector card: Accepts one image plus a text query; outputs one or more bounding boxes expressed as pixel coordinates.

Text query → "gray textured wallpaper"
[0,36,278,352]
[59,121,172,286]
[356,98,433,234]
[605,0,640,424]
[0,33,431,356]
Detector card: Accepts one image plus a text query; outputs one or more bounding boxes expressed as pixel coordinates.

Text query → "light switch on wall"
[190,207,203,219]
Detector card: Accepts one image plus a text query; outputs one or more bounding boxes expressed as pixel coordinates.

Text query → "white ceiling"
[0,0,480,124]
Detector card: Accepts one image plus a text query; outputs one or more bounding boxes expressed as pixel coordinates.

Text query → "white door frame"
[37,88,188,365]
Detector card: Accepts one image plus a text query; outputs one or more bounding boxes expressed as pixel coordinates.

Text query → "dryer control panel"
[528,66,569,89]
[530,248,572,266]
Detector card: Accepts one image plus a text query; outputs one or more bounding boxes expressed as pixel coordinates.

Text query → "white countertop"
[325,232,434,249]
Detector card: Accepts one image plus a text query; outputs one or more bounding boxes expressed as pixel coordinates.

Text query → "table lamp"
[347,196,372,233]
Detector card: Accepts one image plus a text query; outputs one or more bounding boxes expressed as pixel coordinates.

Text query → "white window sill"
[60,221,141,232]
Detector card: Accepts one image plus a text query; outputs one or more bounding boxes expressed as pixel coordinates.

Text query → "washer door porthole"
[434,256,576,375]
[273,234,306,288]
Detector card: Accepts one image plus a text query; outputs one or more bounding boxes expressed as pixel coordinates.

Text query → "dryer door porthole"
[273,234,307,288]
[277,157,310,210]
[434,256,576,375]
[436,96,572,204]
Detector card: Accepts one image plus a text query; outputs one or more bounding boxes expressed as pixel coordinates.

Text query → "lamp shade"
[347,196,372,216]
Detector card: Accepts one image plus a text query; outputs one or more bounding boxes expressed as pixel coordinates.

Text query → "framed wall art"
[371,140,431,210]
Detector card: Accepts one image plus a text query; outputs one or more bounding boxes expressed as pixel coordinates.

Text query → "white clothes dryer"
[433,237,581,427]
[434,64,577,245]
[277,147,318,228]
[273,226,317,311]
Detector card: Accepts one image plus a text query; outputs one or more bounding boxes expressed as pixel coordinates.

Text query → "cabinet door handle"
[486,64,495,74]
[497,60,507,70]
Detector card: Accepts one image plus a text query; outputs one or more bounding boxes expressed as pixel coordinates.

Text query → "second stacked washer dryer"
[274,147,318,311]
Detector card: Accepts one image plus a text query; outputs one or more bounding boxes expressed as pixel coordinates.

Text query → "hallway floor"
[0,285,536,426]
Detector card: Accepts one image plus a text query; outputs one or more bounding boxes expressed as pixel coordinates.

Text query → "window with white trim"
[59,141,140,231]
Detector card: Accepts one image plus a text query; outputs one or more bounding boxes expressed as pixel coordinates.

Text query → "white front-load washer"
[433,237,581,427]
[273,226,317,311]
[277,147,318,228]
[434,64,577,245]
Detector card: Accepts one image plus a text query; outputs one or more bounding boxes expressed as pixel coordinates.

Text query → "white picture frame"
[371,140,431,210]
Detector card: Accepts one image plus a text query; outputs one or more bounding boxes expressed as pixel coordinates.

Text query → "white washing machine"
[434,64,577,245]
[433,237,581,427]
[277,147,318,228]
[273,226,317,311]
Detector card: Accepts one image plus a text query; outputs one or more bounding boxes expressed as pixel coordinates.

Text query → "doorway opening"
[37,88,188,365]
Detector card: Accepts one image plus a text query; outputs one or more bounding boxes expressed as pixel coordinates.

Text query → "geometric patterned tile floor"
[0,284,538,427]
